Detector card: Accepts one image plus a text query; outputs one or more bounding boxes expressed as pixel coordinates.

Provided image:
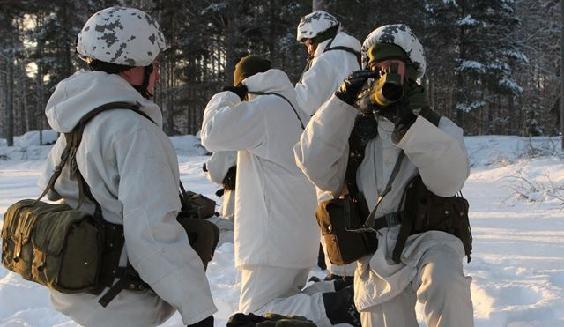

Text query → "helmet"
[361,24,426,79]
[296,11,339,42]
[77,7,167,67]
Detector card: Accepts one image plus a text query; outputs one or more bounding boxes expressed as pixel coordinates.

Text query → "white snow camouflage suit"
[293,92,474,326]
[39,70,217,327]
[200,69,320,315]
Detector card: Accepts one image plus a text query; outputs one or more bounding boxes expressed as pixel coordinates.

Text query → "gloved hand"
[222,84,249,100]
[335,71,375,106]
[380,84,426,125]
[380,84,440,143]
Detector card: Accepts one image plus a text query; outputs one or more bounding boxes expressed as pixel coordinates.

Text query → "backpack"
[227,313,317,327]
[1,101,219,307]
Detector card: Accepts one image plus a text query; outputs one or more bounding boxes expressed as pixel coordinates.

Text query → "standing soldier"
[295,10,361,283]
[38,7,216,327]
[295,10,361,117]
[200,56,319,316]
[294,24,474,327]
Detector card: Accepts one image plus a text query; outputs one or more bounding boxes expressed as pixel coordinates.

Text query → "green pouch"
[2,199,103,293]
[258,314,317,326]
[176,213,219,269]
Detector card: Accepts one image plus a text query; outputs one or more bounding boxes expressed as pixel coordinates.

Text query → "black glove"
[335,71,376,106]
[222,84,248,100]
[381,84,440,143]
[187,316,214,327]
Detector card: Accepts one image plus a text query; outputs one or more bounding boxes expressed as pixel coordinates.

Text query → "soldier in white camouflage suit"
[294,24,474,327]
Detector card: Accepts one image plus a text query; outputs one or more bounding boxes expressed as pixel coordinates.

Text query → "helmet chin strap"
[133,64,154,99]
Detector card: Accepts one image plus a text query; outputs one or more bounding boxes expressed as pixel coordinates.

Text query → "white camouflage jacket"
[295,32,361,116]
[39,71,216,326]
[294,95,470,310]
[201,69,319,269]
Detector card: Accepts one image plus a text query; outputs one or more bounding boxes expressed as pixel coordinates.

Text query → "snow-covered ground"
[0,132,563,326]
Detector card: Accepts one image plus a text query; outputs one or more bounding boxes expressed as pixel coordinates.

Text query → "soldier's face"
[119,60,160,97]
[304,39,317,57]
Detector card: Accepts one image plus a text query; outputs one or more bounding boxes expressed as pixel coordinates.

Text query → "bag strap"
[37,102,153,213]
[248,91,305,130]
[356,151,405,231]
[299,32,361,81]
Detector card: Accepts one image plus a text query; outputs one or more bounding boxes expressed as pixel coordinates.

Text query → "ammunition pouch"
[392,175,472,263]
[227,313,317,327]
[315,195,377,265]
[176,213,219,269]
[180,187,217,220]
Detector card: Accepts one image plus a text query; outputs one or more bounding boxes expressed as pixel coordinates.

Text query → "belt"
[372,212,401,230]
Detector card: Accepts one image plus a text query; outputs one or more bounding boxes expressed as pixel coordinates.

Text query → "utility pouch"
[228,313,317,327]
[315,195,377,265]
[392,175,472,263]
[176,213,219,269]
[178,183,220,269]
[179,185,217,220]
[2,199,103,293]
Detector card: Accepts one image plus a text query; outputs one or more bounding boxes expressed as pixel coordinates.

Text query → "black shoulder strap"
[323,35,361,66]
[345,110,443,230]
[249,91,305,130]
[38,101,155,210]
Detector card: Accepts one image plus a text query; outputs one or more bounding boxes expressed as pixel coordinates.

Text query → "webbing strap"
[299,33,361,80]
[347,151,405,233]
[38,102,153,206]
[249,92,305,130]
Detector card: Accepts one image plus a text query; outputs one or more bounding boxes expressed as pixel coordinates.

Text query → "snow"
[1,135,563,326]
[457,60,486,73]
[457,15,480,27]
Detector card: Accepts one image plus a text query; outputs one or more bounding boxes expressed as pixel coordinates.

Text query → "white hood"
[315,32,361,57]
[243,69,296,100]
[45,70,163,133]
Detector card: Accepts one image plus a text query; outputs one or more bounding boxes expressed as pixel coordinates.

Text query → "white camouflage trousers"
[360,246,473,327]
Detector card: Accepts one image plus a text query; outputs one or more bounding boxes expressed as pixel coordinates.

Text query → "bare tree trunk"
[5,57,14,146]
[560,0,563,150]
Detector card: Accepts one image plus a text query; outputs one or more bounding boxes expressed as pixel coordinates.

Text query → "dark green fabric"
[227,313,317,327]
[2,199,103,293]
[392,175,472,264]
[367,43,409,64]
[176,215,219,269]
[234,55,272,86]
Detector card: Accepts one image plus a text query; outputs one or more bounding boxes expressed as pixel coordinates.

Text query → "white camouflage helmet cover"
[296,11,339,42]
[77,7,167,67]
[361,24,427,78]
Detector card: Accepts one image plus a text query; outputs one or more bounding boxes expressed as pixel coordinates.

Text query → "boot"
[322,286,361,327]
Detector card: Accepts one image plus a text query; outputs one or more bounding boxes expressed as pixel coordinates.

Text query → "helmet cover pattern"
[361,24,427,78]
[296,11,339,42]
[77,7,167,67]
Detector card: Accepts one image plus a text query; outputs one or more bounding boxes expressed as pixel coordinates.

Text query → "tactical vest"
[345,112,472,263]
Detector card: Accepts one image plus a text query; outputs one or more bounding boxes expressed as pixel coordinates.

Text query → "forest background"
[0,0,561,144]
